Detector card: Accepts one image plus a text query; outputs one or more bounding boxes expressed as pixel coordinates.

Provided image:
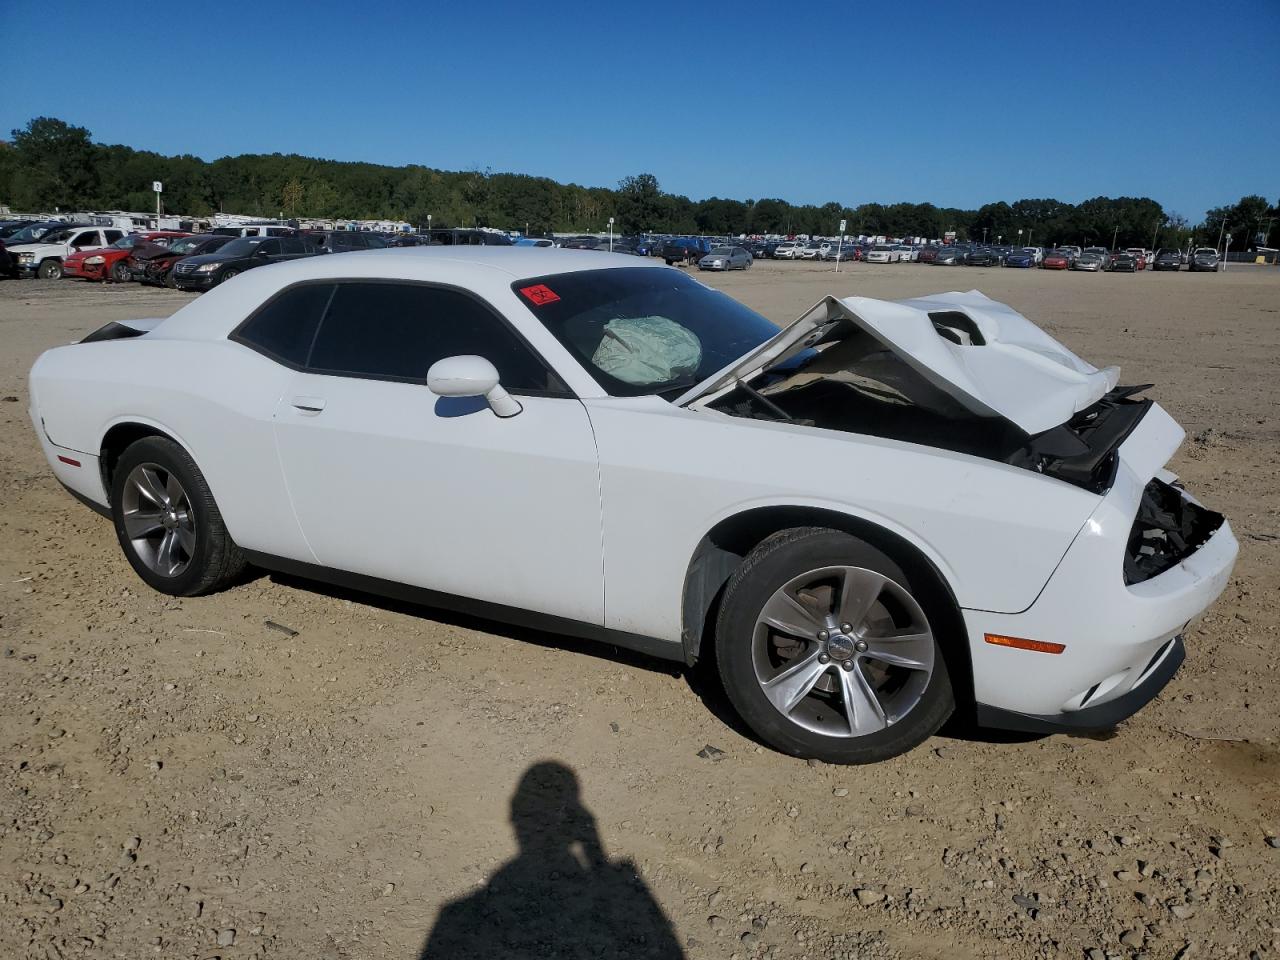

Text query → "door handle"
[290,396,326,413]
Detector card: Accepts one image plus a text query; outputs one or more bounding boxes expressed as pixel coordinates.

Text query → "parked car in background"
[1108,251,1139,273]
[917,246,940,264]
[698,246,753,271]
[129,234,235,286]
[772,241,804,260]
[64,231,192,282]
[28,251,1237,764]
[1073,251,1104,272]
[933,247,962,265]
[1058,246,1082,263]
[1188,248,1220,272]
[0,239,13,279]
[304,231,390,254]
[963,248,1000,267]
[1151,249,1182,272]
[1083,247,1111,270]
[820,243,856,262]
[1124,248,1148,270]
[171,236,320,291]
[799,242,824,260]
[425,228,514,246]
[864,244,901,264]
[8,225,126,279]
[1023,247,1044,264]
[659,237,711,265]
[1003,249,1036,268]
[1041,250,1071,270]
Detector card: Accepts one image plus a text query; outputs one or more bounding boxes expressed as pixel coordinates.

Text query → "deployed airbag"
[591,315,702,386]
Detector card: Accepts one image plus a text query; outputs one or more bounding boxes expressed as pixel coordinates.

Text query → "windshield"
[166,236,204,254]
[512,267,779,398]
[109,234,141,250]
[709,247,734,256]
[218,237,264,257]
[5,223,59,244]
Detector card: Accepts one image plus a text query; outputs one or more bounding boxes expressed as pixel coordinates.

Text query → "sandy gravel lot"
[2,260,1278,960]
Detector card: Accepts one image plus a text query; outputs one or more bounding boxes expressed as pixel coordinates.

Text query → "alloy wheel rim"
[751,565,934,738]
[120,463,196,577]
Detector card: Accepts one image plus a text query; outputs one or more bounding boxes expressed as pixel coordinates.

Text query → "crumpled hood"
[678,289,1119,436]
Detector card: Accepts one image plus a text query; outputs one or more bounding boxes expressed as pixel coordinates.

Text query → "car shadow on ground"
[417,760,686,959]
[263,571,686,678]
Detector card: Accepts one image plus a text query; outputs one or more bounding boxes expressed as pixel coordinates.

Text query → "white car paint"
[28,248,1237,736]
[863,244,900,264]
[772,242,804,260]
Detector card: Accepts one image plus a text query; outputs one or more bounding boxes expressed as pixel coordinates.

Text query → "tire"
[164,268,178,289]
[715,527,954,764]
[110,436,247,597]
[219,268,239,284]
[111,261,131,283]
[38,259,63,280]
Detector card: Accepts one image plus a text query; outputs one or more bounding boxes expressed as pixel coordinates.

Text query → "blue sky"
[2,1,1276,220]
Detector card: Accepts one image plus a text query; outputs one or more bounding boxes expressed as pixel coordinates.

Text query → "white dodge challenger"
[28,249,1237,763]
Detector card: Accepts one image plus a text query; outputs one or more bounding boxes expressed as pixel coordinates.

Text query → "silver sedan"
[698,246,753,271]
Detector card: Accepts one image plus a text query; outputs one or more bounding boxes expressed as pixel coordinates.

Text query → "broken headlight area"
[1124,478,1224,585]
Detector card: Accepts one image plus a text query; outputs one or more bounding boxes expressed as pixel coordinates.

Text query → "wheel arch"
[681,505,973,705]
[99,420,197,497]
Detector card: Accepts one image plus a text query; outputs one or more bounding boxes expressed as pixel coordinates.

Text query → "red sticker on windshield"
[519,284,560,305]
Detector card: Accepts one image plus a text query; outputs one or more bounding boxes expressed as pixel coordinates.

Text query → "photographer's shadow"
[419,761,685,959]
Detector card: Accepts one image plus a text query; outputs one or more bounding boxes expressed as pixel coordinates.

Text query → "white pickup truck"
[9,225,126,279]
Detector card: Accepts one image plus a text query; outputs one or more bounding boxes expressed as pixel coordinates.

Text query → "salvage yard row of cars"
[27,247,1237,763]
[0,215,1229,289]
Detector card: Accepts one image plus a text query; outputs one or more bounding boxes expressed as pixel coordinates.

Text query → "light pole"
[1223,233,1231,272]
[1151,217,1161,252]
[1111,225,1119,251]
[982,227,988,244]
[1017,228,1023,249]
[608,217,614,252]
[1027,227,1033,248]
[427,214,432,237]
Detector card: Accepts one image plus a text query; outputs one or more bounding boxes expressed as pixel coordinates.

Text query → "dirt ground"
[2,260,1278,960]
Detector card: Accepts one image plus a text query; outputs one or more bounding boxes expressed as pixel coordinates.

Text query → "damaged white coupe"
[28,249,1237,763]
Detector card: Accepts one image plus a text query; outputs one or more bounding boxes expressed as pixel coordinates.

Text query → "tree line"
[1,117,1275,250]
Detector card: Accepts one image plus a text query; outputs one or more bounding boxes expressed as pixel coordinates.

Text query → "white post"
[153,181,163,223]
[1223,234,1231,272]
[834,218,847,273]
[608,217,614,252]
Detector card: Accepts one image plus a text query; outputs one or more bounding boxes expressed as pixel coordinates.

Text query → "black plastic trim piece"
[975,636,1185,734]
[241,550,683,664]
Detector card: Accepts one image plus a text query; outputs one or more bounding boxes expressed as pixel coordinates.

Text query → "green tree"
[9,117,99,210]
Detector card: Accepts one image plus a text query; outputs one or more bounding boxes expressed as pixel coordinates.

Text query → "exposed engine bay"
[706,311,1151,493]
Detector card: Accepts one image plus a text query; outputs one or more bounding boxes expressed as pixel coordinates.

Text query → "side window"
[306,282,563,392]
[232,283,334,366]
[280,238,306,254]
[365,234,388,249]
[104,230,124,243]
[257,239,282,255]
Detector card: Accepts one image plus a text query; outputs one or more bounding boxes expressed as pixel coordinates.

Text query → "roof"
[154,247,670,343]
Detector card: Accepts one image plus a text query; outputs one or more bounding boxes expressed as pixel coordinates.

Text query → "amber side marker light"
[984,633,1066,655]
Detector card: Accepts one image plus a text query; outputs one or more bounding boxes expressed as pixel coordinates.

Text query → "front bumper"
[171,271,217,290]
[967,403,1238,731]
[64,261,107,280]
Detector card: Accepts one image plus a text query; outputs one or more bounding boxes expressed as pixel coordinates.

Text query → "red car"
[63,231,192,282]
[1041,250,1071,270]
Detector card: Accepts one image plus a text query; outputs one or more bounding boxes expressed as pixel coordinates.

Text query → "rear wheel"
[716,528,954,763]
[110,437,246,596]
[38,259,63,280]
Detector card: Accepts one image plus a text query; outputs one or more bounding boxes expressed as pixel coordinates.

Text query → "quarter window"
[233,283,333,366]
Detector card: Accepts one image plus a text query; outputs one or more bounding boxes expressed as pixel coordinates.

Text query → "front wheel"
[110,436,247,596]
[112,261,131,283]
[716,528,954,764]
[219,268,239,284]
[38,259,63,280]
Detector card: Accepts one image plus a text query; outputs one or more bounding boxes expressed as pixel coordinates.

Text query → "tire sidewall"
[110,437,216,596]
[716,529,954,764]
